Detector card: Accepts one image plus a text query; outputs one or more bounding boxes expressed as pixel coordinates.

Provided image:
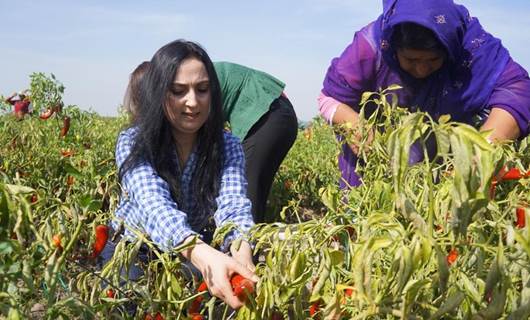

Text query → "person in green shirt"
[214,62,298,223]
[124,60,298,223]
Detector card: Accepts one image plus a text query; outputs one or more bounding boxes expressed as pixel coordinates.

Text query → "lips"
[182,112,200,119]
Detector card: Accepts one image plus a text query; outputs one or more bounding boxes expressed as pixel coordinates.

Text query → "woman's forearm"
[332,103,361,127]
[480,107,521,142]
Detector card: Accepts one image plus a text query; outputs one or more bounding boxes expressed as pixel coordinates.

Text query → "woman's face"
[396,48,445,79]
[164,57,211,141]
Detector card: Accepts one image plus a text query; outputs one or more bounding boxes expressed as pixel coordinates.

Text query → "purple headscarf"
[376,0,510,123]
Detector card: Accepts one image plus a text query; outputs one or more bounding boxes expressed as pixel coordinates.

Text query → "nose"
[185,90,198,108]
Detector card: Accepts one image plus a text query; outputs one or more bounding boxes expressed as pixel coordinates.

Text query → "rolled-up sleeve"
[214,133,254,251]
[116,129,198,252]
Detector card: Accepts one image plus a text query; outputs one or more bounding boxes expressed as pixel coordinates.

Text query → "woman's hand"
[230,240,256,273]
[332,103,374,155]
[347,126,374,155]
[183,237,258,309]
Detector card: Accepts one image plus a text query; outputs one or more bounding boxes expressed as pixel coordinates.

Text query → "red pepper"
[516,207,526,228]
[446,248,458,266]
[91,225,109,258]
[309,301,320,318]
[52,234,63,250]
[501,168,530,181]
[60,116,71,137]
[188,281,208,316]
[144,313,163,320]
[30,194,38,203]
[231,274,255,302]
[106,288,115,298]
[61,149,74,157]
[39,108,54,120]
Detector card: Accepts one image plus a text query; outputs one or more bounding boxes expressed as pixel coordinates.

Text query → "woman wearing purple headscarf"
[319,0,530,188]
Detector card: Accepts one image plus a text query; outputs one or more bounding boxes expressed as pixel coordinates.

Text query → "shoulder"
[117,126,138,143]
[223,131,242,148]
[115,126,139,158]
[352,20,380,54]
[214,61,249,73]
[222,131,245,160]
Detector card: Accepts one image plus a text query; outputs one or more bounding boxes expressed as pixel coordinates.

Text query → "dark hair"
[123,61,150,122]
[391,22,446,53]
[119,39,224,217]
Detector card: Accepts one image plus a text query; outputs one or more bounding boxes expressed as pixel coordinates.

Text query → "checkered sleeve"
[214,132,255,251]
[116,128,198,252]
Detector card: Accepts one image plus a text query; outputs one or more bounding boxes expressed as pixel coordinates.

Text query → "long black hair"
[391,22,446,54]
[119,39,224,216]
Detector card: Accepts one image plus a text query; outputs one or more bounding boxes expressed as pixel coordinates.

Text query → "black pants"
[242,95,298,223]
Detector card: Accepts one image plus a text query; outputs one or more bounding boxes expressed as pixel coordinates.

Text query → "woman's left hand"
[230,240,255,273]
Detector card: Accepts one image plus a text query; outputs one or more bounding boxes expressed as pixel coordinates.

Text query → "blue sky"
[1,0,529,121]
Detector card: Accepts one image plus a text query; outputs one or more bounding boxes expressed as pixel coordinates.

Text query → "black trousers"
[242,95,298,223]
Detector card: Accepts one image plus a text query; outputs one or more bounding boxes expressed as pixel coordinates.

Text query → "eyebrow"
[172,79,210,86]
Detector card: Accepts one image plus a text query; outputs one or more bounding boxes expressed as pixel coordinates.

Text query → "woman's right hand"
[184,238,259,309]
[332,103,374,155]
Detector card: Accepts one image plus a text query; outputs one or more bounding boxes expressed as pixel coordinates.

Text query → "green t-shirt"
[214,61,285,140]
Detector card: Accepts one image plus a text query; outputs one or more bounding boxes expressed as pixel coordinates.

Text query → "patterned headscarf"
[375,0,510,123]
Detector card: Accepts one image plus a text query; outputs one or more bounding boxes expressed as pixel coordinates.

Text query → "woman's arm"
[480,107,520,142]
[484,58,530,140]
[179,133,257,309]
[213,133,255,249]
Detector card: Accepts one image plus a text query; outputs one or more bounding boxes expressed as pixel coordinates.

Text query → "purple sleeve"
[322,24,378,111]
[487,58,530,138]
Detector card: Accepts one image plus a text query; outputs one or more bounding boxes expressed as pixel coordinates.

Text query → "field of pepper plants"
[2,75,530,319]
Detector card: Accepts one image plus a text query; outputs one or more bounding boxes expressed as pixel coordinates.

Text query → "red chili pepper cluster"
[490,166,530,199]
[187,274,255,318]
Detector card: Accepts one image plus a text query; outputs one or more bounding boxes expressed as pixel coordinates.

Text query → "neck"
[172,131,197,166]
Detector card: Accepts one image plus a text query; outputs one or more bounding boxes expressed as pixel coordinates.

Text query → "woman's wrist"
[181,235,211,268]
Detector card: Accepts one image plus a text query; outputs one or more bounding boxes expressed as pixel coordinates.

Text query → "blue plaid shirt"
[113,127,254,252]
